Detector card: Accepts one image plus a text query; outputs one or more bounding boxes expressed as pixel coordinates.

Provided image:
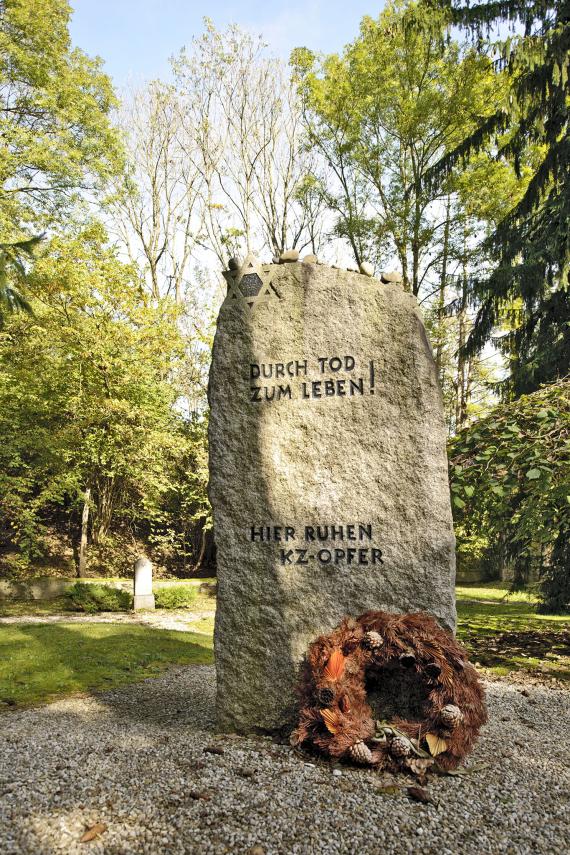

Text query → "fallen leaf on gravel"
[406,787,435,805]
[435,762,488,776]
[249,846,265,855]
[80,822,107,843]
[188,790,211,801]
[375,785,401,796]
[204,745,224,755]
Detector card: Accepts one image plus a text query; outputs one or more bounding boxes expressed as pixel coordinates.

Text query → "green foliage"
[0,237,41,325]
[449,379,570,611]
[0,0,123,326]
[64,581,132,613]
[0,224,211,574]
[0,0,122,235]
[0,1,211,575]
[428,0,570,395]
[291,0,505,295]
[0,622,212,708]
[64,582,132,613]
[154,585,198,610]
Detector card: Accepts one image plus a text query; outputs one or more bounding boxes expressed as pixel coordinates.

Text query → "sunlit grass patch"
[456,582,539,604]
[456,582,570,681]
[0,623,213,709]
[187,616,215,636]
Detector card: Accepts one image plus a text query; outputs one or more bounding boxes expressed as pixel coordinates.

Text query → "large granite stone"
[208,260,456,733]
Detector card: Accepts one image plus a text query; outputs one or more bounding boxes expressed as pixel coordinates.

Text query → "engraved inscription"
[249,522,384,567]
[250,355,376,403]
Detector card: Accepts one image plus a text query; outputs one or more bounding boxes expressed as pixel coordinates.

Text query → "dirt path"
[0,610,215,632]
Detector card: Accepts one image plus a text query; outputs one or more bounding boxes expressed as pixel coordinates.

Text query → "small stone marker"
[133,556,155,610]
[209,258,456,732]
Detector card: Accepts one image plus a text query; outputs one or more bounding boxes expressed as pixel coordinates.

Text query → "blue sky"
[69,1,383,87]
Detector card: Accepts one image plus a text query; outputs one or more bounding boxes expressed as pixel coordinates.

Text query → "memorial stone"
[208,256,456,732]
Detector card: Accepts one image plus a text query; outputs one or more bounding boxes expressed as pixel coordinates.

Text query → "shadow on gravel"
[98,665,216,730]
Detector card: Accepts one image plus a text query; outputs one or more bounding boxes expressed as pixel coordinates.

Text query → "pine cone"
[362,630,383,650]
[348,741,373,765]
[390,735,412,758]
[439,704,463,728]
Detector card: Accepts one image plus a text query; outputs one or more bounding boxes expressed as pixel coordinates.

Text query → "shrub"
[154,585,197,610]
[64,582,132,613]
[449,380,570,612]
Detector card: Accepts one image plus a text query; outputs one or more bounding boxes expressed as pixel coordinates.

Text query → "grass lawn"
[1,581,568,712]
[187,615,215,636]
[456,582,570,680]
[0,623,213,710]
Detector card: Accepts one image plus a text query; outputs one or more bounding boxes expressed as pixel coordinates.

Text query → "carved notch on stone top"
[223,253,281,311]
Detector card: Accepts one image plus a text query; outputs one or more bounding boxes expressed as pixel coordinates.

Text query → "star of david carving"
[222,253,281,311]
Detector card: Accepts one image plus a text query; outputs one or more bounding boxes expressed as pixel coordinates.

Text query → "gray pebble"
[0,667,568,854]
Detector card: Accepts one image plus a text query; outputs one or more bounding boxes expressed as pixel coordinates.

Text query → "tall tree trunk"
[456,262,469,430]
[435,195,451,377]
[191,525,208,574]
[93,477,114,543]
[78,487,91,577]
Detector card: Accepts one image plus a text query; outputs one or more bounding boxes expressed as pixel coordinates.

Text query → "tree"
[424,150,532,431]
[171,19,324,264]
[448,378,570,611]
[0,0,122,322]
[427,0,570,395]
[0,224,207,575]
[291,0,504,295]
[0,237,39,324]
[111,81,204,303]
[0,0,122,234]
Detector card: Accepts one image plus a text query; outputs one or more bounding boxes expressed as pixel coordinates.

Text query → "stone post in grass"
[133,556,155,610]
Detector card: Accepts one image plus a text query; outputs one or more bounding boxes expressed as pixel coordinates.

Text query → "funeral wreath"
[293,611,487,774]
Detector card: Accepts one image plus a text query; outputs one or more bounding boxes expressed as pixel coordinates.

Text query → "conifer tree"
[428,0,569,395]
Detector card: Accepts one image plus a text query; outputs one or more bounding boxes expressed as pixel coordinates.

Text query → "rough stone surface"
[359,261,375,277]
[381,270,403,284]
[301,254,318,264]
[1,668,568,855]
[279,249,300,263]
[209,262,455,732]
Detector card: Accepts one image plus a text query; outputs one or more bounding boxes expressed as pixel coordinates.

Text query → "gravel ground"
[0,611,215,632]
[0,666,568,855]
